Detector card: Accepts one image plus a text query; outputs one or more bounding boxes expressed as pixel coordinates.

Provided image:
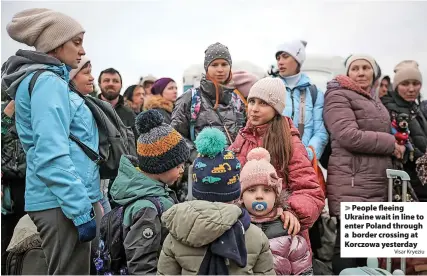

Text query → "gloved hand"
[76,218,97,242]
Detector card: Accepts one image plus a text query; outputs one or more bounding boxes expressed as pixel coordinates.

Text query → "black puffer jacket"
[382,91,427,201]
[171,76,246,146]
[170,75,246,201]
[1,112,26,179]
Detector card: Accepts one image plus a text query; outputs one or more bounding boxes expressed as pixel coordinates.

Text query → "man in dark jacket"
[98,68,137,210]
[98,68,136,131]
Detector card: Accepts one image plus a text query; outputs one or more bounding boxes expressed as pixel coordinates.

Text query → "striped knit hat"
[135,110,190,174]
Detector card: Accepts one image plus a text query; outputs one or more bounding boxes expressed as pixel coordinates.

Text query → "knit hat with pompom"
[192,127,241,202]
[135,110,189,174]
[239,147,285,223]
[239,147,282,198]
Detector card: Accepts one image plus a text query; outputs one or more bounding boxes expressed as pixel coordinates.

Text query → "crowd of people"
[1,7,426,276]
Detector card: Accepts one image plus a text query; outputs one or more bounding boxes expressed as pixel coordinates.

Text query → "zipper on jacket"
[351,157,358,187]
[13,139,19,171]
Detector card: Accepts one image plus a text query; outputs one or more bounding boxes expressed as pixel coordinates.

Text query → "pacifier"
[252,201,267,212]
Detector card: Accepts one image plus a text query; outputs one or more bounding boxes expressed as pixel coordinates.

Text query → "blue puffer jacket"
[279,73,329,161]
[8,54,102,226]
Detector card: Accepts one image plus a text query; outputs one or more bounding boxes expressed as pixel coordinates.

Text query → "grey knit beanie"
[6,8,85,53]
[204,42,232,71]
[135,110,190,174]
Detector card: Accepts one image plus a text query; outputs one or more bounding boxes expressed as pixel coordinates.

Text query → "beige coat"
[157,201,275,275]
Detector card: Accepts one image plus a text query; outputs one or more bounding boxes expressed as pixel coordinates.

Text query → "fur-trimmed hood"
[144,94,174,113]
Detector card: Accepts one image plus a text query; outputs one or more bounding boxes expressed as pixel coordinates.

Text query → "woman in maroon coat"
[323,54,405,274]
[230,77,325,254]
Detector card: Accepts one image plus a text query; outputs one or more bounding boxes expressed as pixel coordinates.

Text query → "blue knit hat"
[135,110,190,174]
[192,128,241,202]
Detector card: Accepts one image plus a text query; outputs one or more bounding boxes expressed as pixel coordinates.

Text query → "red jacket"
[229,117,325,249]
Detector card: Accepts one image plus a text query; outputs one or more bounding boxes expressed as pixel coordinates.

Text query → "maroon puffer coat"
[323,75,395,217]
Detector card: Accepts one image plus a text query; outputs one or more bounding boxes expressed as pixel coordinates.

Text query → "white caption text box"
[341,202,427,258]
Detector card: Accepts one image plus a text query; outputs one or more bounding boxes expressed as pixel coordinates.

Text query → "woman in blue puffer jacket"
[2,8,102,275]
[270,40,328,162]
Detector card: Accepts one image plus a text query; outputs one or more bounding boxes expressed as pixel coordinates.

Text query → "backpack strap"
[69,133,104,165]
[144,197,164,219]
[297,84,318,138]
[190,88,201,142]
[28,69,57,98]
[233,89,248,112]
[308,84,318,106]
[298,88,306,137]
[28,71,105,166]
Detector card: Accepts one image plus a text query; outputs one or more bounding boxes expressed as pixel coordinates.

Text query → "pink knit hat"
[232,70,259,98]
[239,147,282,198]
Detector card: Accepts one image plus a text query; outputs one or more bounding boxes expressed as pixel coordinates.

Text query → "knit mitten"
[77,218,96,242]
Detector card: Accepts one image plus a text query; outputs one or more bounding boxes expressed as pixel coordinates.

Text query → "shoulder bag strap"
[298,88,307,138]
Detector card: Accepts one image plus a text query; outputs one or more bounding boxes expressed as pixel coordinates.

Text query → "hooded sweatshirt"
[109,155,177,274]
[1,49,101,226]
[1,50,62,99]
[157,201,275,275]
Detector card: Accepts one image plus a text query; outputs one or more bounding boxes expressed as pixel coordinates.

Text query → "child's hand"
[281,211,301,236]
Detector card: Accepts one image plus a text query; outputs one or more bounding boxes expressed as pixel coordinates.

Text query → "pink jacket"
[255,219,312,275]
[271,235,312,275]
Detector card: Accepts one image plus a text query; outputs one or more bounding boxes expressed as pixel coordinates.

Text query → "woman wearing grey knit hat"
[382,60,426,203]
[170,42,247,202]
[2,8,102,275]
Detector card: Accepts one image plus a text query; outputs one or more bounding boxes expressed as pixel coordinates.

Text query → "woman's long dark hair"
[263,114,293,178]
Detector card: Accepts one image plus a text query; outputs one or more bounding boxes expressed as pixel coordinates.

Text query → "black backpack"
[28,69,137,179]
[94,197,163,275]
